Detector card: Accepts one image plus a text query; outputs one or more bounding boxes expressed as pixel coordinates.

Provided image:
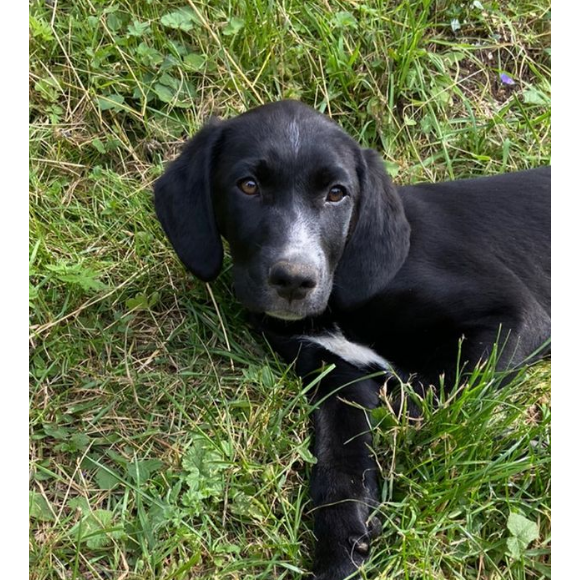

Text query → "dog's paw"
[313,502,381,580]
[347,514,381,556]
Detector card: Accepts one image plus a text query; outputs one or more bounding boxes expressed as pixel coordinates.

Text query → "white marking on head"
[281,211,327,276]
[301,327,392,371]
[288,119,301,155]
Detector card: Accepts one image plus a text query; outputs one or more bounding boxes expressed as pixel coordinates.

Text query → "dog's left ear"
[332,148,410,309]
[154,120,223,281]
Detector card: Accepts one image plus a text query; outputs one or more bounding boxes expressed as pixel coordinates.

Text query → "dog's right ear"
[154,119,224,281]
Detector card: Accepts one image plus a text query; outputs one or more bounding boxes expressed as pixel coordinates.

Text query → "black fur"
[154,120,224,281]
[154,100,550,579]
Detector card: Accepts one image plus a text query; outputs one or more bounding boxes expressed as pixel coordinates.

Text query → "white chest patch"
[301,327,391,371]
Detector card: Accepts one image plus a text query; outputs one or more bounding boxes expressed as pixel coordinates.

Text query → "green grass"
[29,1,551,578]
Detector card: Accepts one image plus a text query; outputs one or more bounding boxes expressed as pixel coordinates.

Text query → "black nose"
[268,261,318,301]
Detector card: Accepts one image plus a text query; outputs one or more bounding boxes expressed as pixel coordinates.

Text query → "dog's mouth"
[237,287,330,321]
[265,310,307,321]
[232,261,333,321]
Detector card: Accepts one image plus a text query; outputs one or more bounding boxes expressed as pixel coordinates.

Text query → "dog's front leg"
[256,324,384,578]
[308,367,382,580]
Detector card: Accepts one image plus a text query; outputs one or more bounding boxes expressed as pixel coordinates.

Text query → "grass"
[29,1,551,578]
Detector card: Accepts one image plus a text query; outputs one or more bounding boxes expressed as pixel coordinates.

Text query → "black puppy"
[154,100,550,579]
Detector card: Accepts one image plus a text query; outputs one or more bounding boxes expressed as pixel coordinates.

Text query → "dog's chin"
[245,300,328,321]
[234,281,331,321]
[260,291,331,320]
[265,310,307,321]
[262,297,329,320]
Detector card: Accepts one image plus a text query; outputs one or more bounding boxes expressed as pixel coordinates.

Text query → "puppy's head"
[155,100,409,318]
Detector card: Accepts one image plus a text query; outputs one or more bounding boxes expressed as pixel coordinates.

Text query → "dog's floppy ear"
[332,148,411,309]
[154,120,223,281]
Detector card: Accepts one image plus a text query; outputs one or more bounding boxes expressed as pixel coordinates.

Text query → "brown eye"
[238,178,259,196]
[326,185,346,203]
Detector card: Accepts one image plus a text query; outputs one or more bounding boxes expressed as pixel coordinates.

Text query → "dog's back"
[398,168,551,313]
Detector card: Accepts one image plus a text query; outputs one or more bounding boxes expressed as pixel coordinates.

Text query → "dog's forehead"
[220,104,358,171]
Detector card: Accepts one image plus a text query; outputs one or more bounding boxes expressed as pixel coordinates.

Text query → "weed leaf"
[223,17,245,36]
[30,491,55,522]
[507,512,540,558]
[160,9,199,31]
[69,509,125,549]
[95,466,122,491]
[127,458,164,483]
